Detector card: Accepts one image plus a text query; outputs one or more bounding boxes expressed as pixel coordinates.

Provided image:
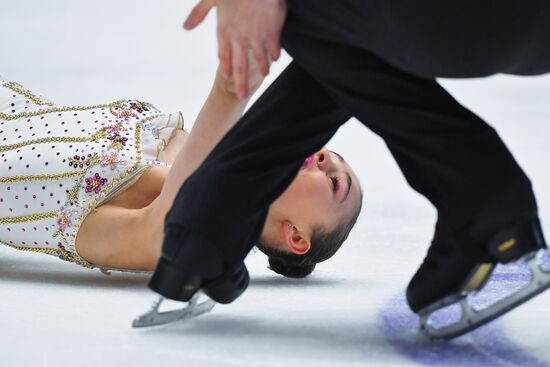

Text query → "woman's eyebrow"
[330,150,345,162]
[341,172,352,204]
[329,151,352,203]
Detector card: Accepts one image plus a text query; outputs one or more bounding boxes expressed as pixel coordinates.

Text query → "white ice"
[1,1,550,366]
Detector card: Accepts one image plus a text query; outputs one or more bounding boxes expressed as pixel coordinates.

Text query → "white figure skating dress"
[0,77,183,270]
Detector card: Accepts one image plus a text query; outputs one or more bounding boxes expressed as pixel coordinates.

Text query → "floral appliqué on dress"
[85,173,108,194]
[52,206,80,262]
[100,151,125,170]
[110,100,153,121]
[107,133,128,150]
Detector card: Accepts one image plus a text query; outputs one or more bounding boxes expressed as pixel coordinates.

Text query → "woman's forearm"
[150,81,250,220]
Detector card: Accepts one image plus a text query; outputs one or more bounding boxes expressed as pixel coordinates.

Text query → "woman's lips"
[302,155,315,170]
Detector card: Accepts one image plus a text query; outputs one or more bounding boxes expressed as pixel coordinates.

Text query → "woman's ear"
[282,222,311,255]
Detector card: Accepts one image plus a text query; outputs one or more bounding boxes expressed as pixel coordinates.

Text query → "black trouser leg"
[281,0,545,312]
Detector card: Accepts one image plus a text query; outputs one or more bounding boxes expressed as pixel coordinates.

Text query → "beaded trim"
[0,171,84,184]
[0,101,123,121]
[1,238,76,265]
[1,239,58,257]
[0,211,58,224]
[2,81,54,106]
[0,137,91,152]
[0,126,113,152]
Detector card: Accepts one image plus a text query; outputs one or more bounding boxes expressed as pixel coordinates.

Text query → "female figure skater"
[0,65,362,279]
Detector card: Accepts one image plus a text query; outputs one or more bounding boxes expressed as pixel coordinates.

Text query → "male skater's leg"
[281,1,546,316]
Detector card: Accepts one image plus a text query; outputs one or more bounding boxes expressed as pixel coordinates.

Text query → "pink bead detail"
[85,173,107,194]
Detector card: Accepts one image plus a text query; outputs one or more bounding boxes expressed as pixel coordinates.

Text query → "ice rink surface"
[1,1,550,366]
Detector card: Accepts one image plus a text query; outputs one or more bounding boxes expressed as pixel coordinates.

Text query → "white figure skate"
[132,292,216,328]
[418,249,550,339]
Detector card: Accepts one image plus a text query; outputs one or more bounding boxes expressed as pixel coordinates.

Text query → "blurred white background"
[1,1,550,366]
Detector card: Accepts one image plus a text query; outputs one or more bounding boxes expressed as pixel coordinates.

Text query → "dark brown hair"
[257,190,363,278]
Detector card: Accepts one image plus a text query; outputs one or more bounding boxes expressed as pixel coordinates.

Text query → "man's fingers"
[218,29,233,79]
[251,40,270,76]
[184,0,216,30]
[266,36,281,61]
[232,41,249,99]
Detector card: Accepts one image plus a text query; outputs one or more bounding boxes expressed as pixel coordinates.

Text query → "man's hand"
[184,0,287,100]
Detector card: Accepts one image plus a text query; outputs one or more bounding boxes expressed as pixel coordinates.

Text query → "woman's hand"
[215,51,268,99]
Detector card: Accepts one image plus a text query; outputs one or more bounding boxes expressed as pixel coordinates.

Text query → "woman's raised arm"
[146,65,264,229]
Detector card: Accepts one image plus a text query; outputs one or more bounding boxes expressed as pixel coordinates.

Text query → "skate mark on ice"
[379,295,546,367]
[378,265,548,367]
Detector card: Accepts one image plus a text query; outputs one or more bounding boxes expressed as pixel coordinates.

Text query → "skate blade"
[418,249,550,340]
[132,292,216,328]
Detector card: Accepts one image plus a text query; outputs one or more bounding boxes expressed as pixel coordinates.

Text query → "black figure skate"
[407,218,550,339]
[133,225,250,328]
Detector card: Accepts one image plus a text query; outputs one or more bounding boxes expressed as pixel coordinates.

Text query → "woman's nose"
[316,149,332,171]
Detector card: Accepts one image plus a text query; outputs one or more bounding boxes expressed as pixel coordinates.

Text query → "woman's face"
[269,148,362,240]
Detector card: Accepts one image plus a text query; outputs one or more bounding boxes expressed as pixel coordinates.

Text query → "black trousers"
[164,1,550,269]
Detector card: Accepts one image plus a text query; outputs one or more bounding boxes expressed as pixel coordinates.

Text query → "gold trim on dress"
[0,121,125,152]
[0,136,90,152]
[0,239,58,256]
[0,171,84,184]
[0,211,58,224]
[0,101,122,121]
[2,81,55,106]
